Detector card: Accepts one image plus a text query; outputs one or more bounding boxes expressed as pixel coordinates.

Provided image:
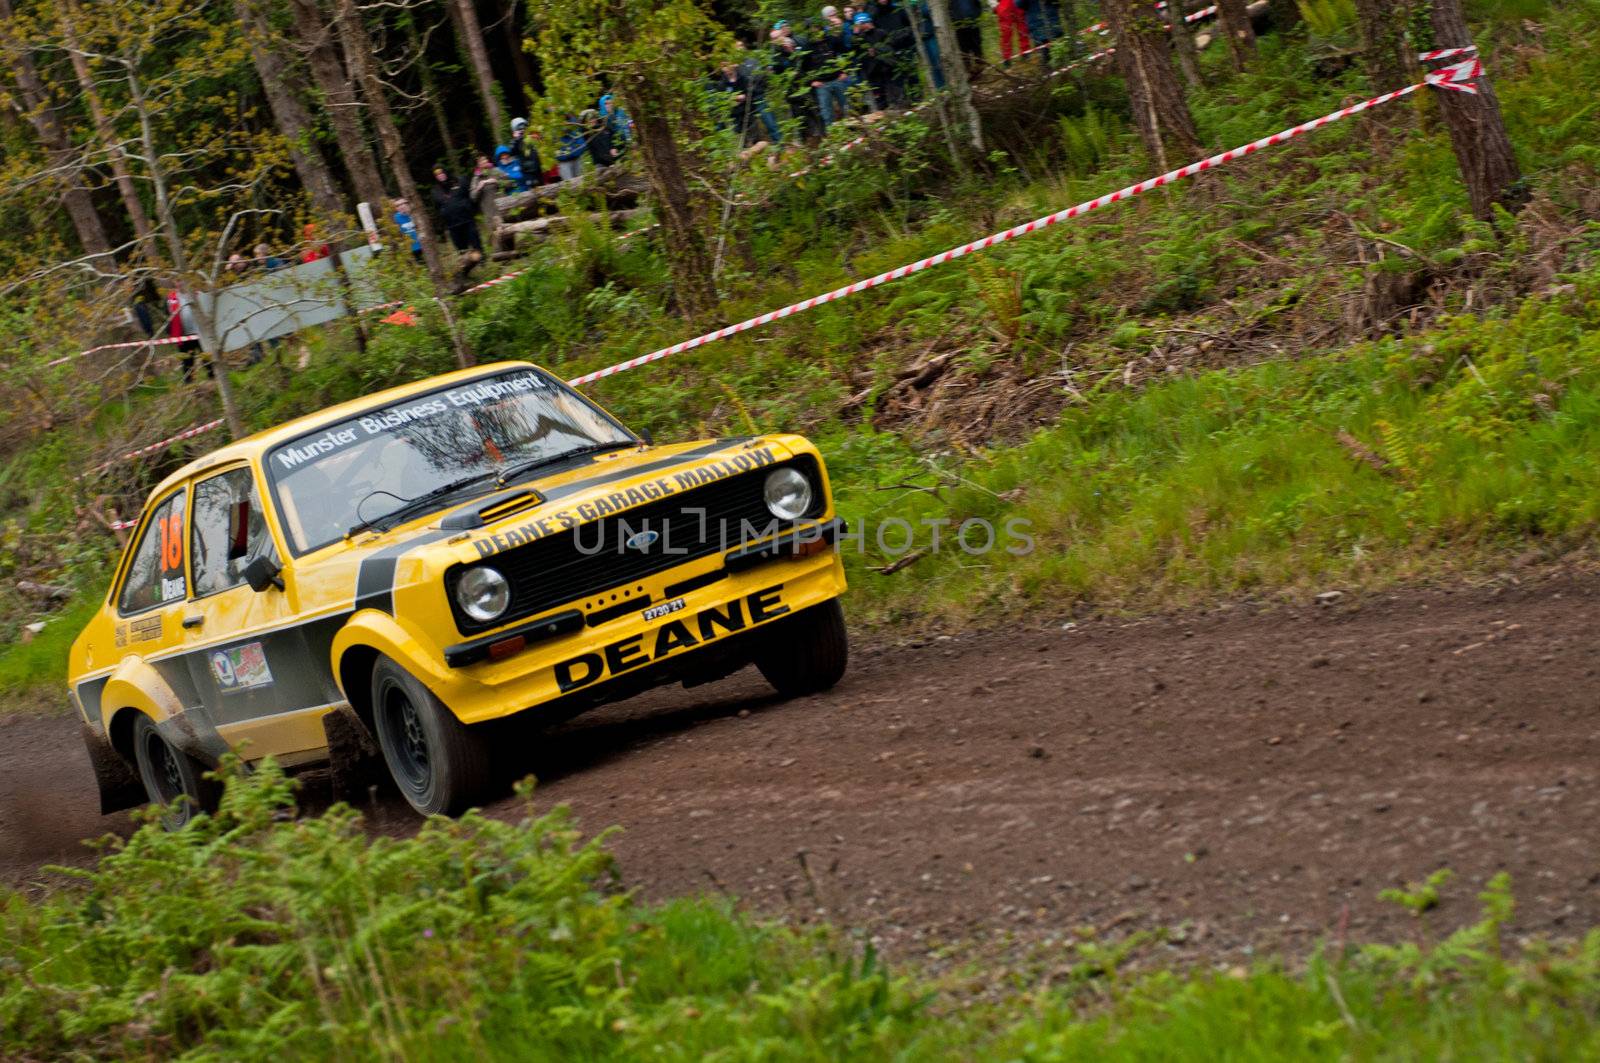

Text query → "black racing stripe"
[354,529,453,615]
[539,440,749,503]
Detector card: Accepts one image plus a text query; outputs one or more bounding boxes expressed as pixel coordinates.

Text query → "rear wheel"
[753,599,849,698]
[371,656,493,817]
[131,714,219,830]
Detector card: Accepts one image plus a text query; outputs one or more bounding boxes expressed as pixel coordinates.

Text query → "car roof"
[148,360,547,497]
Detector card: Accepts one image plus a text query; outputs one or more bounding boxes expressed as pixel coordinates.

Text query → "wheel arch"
[331,610,451,730]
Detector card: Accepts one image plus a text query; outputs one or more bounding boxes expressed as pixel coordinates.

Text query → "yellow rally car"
[69,362,848,821]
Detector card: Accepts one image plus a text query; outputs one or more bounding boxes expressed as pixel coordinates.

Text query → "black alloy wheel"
[370,655,494,817]
[130,714,219,830]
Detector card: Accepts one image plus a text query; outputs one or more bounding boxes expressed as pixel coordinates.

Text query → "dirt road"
[6,575,1599,966]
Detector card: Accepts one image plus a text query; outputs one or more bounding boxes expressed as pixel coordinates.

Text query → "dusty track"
[6,575,1599,966]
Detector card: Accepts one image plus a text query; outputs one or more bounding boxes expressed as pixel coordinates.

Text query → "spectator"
[391,198,423,263]
[868,0,919,105]
[710,61,758,144]
[130,278,161,338]
[252,243,285,271]
[166,288,207,382]
[770,27,824,140]
[737,41,783,144]
[299,222,331,263]
[582,109,619,169]
[494,144,535,192]
[597,93,634,151]
[556,116,587,181]
[850,12,895,111]
[507,118,547,187]
[913,2,945,90]
[814,9,855,129]
[429,163,483,275]
[950,0,985,70]
[995,0,1030,62]
[1019,0,1061,61]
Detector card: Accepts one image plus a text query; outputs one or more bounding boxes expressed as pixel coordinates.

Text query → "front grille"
[447,457,822,634]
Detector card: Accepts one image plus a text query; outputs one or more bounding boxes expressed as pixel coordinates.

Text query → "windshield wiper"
[347,472,499,538]
[496,441,636,486]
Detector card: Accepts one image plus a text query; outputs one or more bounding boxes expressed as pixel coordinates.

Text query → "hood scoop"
[440,488,544,531]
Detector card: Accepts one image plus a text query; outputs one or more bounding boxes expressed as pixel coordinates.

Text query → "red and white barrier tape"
[1080,2,1218,41]
[80,418,225,479]
[567,58,1484,389]
[1418,44,1478,63]
[47,333,199,369]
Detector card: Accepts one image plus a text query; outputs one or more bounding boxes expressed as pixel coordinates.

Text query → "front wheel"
[371,656,493,817]
[131,714,219,830]
[753,599,849,698]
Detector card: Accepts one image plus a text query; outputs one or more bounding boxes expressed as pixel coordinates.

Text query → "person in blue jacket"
[493,144,535,192]
[391,198,423,262]
[556,116,587,181]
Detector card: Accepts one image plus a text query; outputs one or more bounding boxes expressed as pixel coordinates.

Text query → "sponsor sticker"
[642,597,686,623]
[210,642,275,692]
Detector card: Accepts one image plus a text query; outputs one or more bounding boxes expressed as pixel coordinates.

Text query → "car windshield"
[266,368,633,554]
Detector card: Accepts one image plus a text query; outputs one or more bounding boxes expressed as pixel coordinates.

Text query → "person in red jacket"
[995,0,1030,61]
[166,289,207,382]
[300,222,331,263]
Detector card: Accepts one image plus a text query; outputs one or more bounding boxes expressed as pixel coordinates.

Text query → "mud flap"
[81,722,145,815]
[322,705,387,806]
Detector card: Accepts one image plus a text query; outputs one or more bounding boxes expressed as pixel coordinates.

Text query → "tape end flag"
[1427,57,1485,95]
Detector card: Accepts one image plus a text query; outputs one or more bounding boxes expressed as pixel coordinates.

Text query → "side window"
[118,490,189,615]
[191,468,271,597]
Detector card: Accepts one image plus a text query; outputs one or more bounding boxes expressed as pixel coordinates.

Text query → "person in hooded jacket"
[507,118,547,187]
[849,11,897,110]
[494,145,535,192]
[430,163,482,264]
[556,116,587,181]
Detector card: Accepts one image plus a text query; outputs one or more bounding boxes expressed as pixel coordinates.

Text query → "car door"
[180,463,342,762]
[113,486,207,716]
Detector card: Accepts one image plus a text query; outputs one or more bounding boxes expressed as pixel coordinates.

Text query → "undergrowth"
[3,765,1598,1060]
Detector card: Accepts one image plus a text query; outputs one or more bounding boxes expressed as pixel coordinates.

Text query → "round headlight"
[456,566,510,623]
[764,467,814,521]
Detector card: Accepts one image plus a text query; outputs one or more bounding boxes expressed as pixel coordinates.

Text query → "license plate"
[641,597,686,623]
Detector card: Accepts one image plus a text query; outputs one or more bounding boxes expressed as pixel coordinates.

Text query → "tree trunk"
[401,8,460,162]
[1353,0,1410,92]
[495,0,535,113]
[127,66,245,437]
[1429,0,1525,223]
[1216,0,1256,70]
[927,0,984,155]
[1163,0,1203,89]
[236,0,347,222]
[334,0,473,366]
[1101,0,1201,171]
[288,0,389,213]
[627,75,716,320]
[451,0,504,141]
[0,0,113,262]
[59,0,155,257]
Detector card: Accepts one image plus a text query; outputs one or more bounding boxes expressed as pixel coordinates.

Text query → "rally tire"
[371,655,493,817]
[131,714,219,831]
[753,599,849,698]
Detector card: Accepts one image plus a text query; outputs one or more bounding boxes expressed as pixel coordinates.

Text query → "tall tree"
[400,7,460,162]
[1163,0,1203,90]
[334,0,474,366]
[529,0,729,320]
[928,0,984,156]
[236,0,348,221]
[0,0,113,262]
[450,0,506,141]
[58,0,155,257]
[287,0,389,213]
[1216,0,1256,71]
[494,0,537,113]
[1429,0,1524,223]
[1101,0,1201,170]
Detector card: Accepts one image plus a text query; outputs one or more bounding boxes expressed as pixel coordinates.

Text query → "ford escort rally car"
[68,362,848,820]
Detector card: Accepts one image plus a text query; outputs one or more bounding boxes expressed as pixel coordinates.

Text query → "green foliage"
[1296,0,1357,40]
[6,768,1600,1060]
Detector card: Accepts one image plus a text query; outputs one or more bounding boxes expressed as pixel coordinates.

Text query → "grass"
[4,763,1599,1060]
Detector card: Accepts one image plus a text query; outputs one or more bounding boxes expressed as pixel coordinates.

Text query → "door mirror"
[243,555,285,593]
[638,428,655,446]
